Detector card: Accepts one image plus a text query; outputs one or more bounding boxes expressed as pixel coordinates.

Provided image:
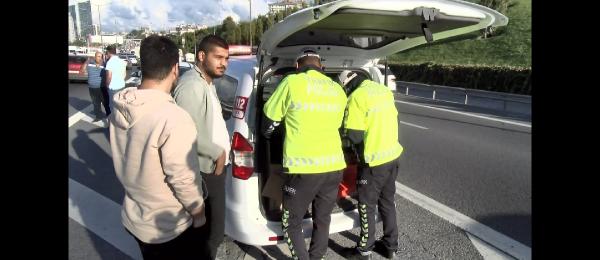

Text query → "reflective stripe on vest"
[364,144,403,164]
[289,101,344,112]
[284,154,345,168]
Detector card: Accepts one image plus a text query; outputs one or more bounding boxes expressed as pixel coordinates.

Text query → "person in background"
[80,51,109,121]
[105,44,127,110]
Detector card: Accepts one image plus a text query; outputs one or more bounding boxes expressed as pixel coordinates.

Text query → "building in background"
[77,0,94,39]
[69,13,77,43]
[69,0,102,42]
[175,24,208,35]
[268,0,304,13]
[89,34,124,45]
[69,5,80,40]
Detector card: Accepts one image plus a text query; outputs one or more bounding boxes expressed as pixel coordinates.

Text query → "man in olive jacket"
[172,35,230,260]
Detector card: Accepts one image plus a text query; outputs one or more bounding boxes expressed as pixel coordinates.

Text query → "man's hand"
[191,204,206,228]
[214,151,226,176]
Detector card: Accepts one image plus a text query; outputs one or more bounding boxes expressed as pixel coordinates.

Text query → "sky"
[68,0,303,33]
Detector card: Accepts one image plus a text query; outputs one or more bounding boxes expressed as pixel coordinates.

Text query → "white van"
[210,0,507,246]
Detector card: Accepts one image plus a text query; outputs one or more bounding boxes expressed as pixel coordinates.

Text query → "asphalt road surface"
[69,81,530,260]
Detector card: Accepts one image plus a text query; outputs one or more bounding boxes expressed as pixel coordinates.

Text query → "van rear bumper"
[226,207,360,246]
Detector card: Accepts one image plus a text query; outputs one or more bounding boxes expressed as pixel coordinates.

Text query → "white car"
[125,61,194,87]
[126,55,138,66]
[207,0,508,246]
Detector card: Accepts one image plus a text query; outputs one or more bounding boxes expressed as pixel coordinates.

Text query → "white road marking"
[395,100,531,128]
[68,178,142,260]
[399,120,428,130]
[467,233,515,260]
[69,105,93,127]
[69,105,108,128]
[395,181,531,260]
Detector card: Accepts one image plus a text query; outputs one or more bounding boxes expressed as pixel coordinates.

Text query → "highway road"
[68,82,530,260]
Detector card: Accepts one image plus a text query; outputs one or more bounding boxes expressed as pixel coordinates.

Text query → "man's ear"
[197,51,205,63]
[172,63,179,78]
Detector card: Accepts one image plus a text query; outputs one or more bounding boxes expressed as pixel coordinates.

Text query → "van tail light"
[231,132,254,180]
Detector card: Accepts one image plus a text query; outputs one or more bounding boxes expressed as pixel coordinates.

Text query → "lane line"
[399,120,428,130]
[69,105,108,128]
[394,100,531,128]
[68,178,142,260]
[467,233,515,260]
[395,181,531,260]
[69,105,93,127]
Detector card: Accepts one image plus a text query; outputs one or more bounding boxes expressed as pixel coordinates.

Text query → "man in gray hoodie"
[109,35,206,259]
[173,34,230,260]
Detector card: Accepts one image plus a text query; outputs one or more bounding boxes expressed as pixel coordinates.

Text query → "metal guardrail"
[396,81,531,116]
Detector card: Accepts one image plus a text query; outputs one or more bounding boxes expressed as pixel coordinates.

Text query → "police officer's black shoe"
[341,247,372,260]
[383,248,401,259]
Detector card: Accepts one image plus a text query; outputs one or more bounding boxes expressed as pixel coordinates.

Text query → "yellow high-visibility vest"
[264,69,348,173]
[344,80,403,167]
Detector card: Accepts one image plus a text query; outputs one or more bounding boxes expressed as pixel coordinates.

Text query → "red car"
[69,55,89,82]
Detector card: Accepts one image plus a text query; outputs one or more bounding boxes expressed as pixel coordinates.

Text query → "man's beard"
[203,61,226,79]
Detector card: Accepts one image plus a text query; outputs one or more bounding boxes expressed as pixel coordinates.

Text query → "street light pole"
[97,4,103,48]
[249,0,252,48]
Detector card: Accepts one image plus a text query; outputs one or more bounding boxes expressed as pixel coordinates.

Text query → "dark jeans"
[128,225,205,260]
[100,85,111,116]
[282,171,343,260]
[356,159,400,252]
[197,171,226,260]
[88,87,108,119]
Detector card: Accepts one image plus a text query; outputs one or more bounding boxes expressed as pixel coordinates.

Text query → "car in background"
[377,64,397,92]
[69,55,89,82]
[125,61,194,88]
[124,53,138,66]
[118,54,132,69]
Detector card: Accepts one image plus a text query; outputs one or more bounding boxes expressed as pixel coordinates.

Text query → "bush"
[388,63,531,95]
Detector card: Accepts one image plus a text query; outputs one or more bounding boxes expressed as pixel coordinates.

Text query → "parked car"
[118,54,132,69]
[68,55,89,82]
[125,61,194,87]
[377,64,397,92]
[211,0,508,246]
[124,53,138,66]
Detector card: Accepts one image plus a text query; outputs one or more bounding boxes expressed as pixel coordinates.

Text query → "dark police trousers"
[356,159,400,252]
[282,171,343,260]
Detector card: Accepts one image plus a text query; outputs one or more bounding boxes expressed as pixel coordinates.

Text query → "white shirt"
[209,84,231,165]
[106,56,127,90]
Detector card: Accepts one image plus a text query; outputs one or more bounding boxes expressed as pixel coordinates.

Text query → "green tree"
[182,32,197,53]
[239,22,249,45]
[234,26,242,44]
[254,16,264,45]
[195,29,210,46]
[71,39,87,46]
[479,0,515,14]
[221,16,238,44]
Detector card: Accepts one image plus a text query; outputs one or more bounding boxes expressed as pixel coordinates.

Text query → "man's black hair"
[196,35,229,58]
[105,45,116,55]
[140,35,179,81]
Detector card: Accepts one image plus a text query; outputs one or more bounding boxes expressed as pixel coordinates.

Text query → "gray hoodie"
[109,87,205,243]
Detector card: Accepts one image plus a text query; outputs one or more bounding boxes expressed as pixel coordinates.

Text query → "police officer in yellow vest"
[261,48,347,260]
[339,70,403,260]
